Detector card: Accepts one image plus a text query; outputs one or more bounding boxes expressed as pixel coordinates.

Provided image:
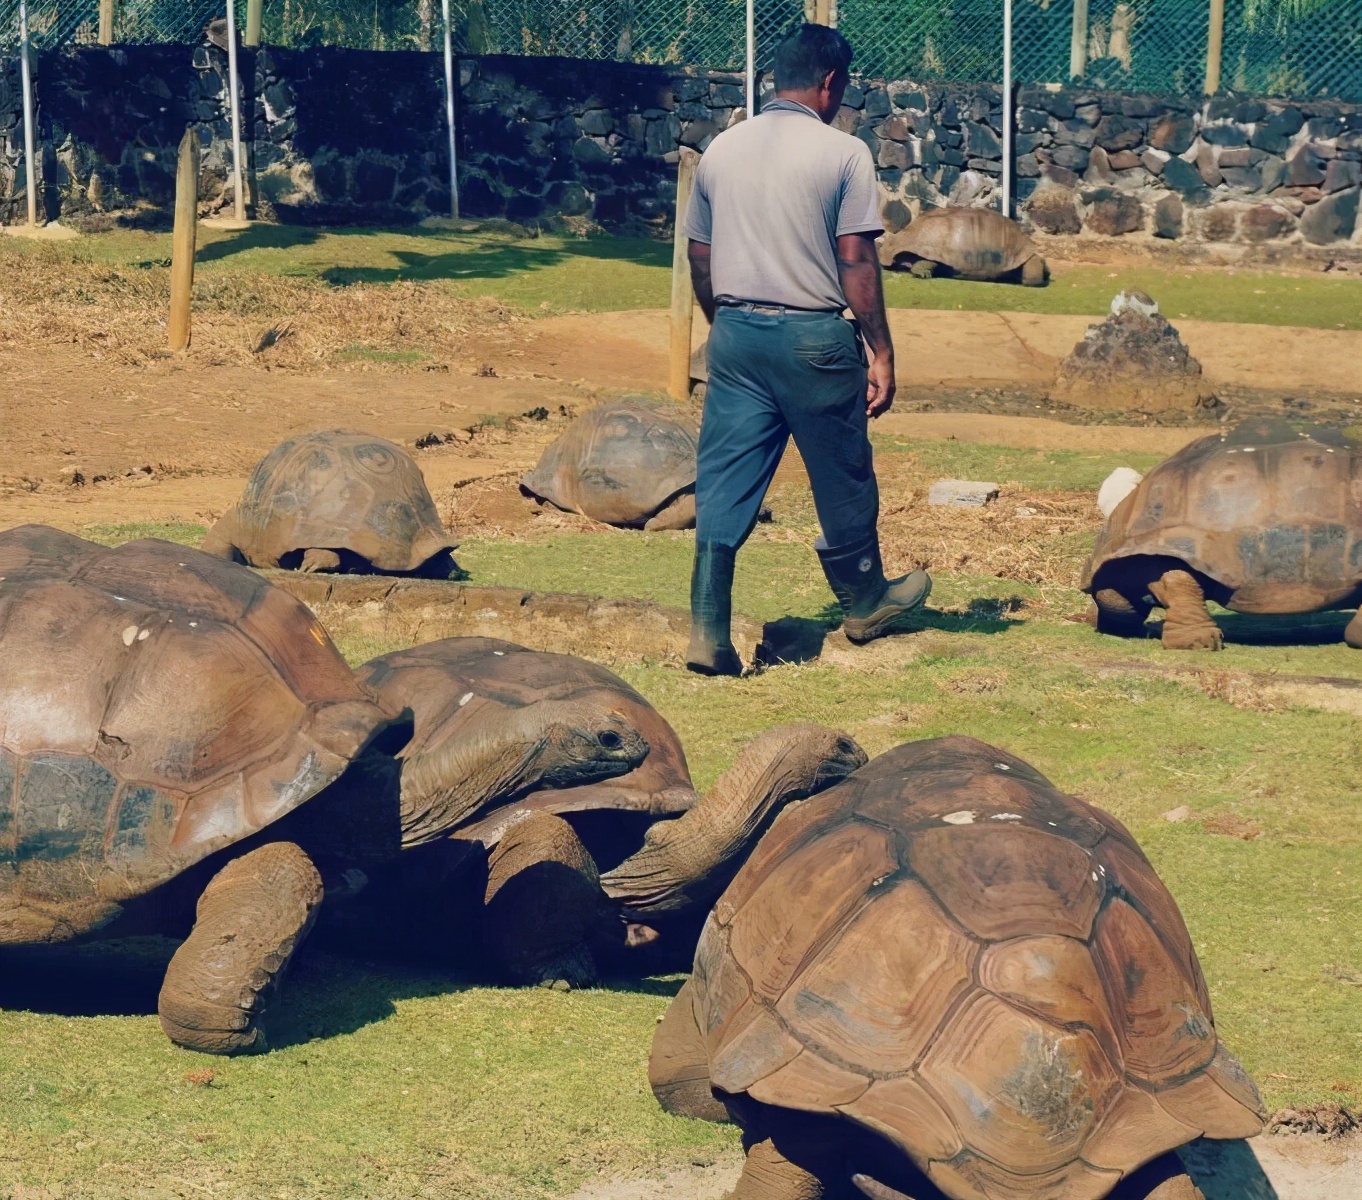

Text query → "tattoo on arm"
[836,233,893,359]
[688,241,717,325]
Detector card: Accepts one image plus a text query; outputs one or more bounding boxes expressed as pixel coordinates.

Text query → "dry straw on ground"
[0,242,516,371]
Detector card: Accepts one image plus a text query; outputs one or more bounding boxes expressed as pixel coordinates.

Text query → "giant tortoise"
[879,207,1047,286]
[1084,419,1362,650]
[349,637,867,986]
[520,402,699,530]
[0,528,649,1053]
[652,735,1264,1200]
[202,429,458,576]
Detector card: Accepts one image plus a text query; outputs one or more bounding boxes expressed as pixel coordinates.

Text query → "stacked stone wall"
[1,45,1358,247]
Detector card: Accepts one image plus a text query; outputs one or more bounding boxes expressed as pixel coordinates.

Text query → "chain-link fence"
[3,0,1360,101]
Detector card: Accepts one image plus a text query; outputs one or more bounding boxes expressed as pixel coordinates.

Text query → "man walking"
[683,22,932,676]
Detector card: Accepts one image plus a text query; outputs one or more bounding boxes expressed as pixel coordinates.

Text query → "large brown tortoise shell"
[688,735,1265,1200]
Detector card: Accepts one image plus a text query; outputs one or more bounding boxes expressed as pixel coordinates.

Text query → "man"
[683,22,932,677]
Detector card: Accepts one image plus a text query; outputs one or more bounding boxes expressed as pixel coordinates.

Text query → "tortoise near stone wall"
[203,429,458,576]
[1084,419,1362,650]
[520,401,699,529]
[879,207,1048,286]
[652,735,1264,1200]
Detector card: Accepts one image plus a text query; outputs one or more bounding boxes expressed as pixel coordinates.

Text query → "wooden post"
[668,148,700,403]
[168,130,199,353]
[814,0,832,25]
[1069,0,1089,79]
[98,0,115,44]
[245,0,263,47]
[1205,0,1225,93]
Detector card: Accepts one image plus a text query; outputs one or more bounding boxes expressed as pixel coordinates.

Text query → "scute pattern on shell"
[0,526,392,930]
[205,430,456,572]
[892,208,1037,279]
[520,402,698,527]
[1083,419,1362,614]
[694,735,1265,1200]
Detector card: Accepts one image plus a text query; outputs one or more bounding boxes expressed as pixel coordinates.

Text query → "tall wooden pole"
[441,0,459,218]
[245,0,263,47]
[1205,0,1225,93]
[98,0,115,44]
[813,0,832,25]
[1069,0,1089,78]
[668,149,700,403]
[18,0,37,227]
[168,130,200,353]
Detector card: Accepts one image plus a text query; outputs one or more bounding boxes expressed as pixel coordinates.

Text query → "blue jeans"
[695,305,879,551]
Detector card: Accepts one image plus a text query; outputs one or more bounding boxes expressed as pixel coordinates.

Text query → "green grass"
[13,224,1361,326]
[33,439,1362,1194]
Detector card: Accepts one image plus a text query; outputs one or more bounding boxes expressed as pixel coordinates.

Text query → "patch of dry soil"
[565,1135,1362,1200]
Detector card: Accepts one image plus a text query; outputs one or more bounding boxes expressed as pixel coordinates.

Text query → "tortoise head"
[525,701,650,791]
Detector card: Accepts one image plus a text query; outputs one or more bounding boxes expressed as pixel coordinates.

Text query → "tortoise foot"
[1345,611,1362,649]
[1151,570,1223,652]
[1162,622,1224,651]
[484,812,605,989]
[1021,255,1048,287]
[909,259,937,279]
[159,842,322,1055]
[299,548,342,573]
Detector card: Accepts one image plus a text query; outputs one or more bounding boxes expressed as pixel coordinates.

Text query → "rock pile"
[1051,291,1216,413]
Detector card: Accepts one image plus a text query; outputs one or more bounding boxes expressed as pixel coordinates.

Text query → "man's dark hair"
[772,23,854,91]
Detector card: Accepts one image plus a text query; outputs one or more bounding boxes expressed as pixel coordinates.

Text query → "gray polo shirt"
[684,99,883,311]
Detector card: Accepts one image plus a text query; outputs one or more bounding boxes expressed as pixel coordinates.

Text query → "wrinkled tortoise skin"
[203,429,457,573]
[886,207,1038,280]
[1084,419,1362,614]
[0,525,391,942]
[520,403,698,529]
[684,735,1264,1200]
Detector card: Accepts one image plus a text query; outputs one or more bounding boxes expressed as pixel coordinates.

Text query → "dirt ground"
[564,1135,1362,1200]
[1,305,1251,533]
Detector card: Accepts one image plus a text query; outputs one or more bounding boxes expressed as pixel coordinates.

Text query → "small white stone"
[991,812,1023,821]
[459,692,474,706]
[137,628,150,641]
[493,651,505,655]
[1097,467,1143,517]
[942,810,976,825]
[995,763,1011,771]
[121,625,138,646]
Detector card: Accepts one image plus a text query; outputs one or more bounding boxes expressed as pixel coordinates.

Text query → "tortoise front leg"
[483,812,606,989]
[1093,587,1152,638]
[1344,610,1362,649]
[1150,569,1224,651]
[1109,1153,1204,1200]
[159,842,323,1054]
[643,491,697,531]
[650,980,729,1123]
[730,1137,833,1200]
[299,548,342,573]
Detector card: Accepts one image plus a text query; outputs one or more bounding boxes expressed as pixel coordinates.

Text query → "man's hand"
[688,240,717,325]
[836,232,896,418]
[866,349,896,418]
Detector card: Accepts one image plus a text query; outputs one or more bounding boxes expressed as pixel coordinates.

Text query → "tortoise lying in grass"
[879,207,1047,286]
[0,529,647,1053]
[520,402,699,530]
[1084,419,1362,650]
[203,429,458,576]
[652,735,1264,1200]
[351,637,866,986]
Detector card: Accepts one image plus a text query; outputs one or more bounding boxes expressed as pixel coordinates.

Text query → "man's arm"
[836,232,895,418]
[688,240,716,325]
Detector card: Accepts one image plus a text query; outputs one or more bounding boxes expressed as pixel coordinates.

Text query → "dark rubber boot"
[817,537,932,645]
[686,542,743,676]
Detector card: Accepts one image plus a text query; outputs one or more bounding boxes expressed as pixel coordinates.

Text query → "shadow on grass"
[1140,609,1357,648]
[195,221,327,264]
[762,598,1024,665]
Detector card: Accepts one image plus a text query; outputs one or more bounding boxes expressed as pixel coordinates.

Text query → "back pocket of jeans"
[792,335,859,370]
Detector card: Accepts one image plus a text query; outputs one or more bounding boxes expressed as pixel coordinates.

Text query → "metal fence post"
[1205,0,1225,93]
[18,0,37,226]
[225,0,247,221]
[745,0,755,118]
[441,0,460,219]
[1069,0,1089,78]
[99,0,115,45]
[1002,0,1013,218]
[245,0,263,47]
